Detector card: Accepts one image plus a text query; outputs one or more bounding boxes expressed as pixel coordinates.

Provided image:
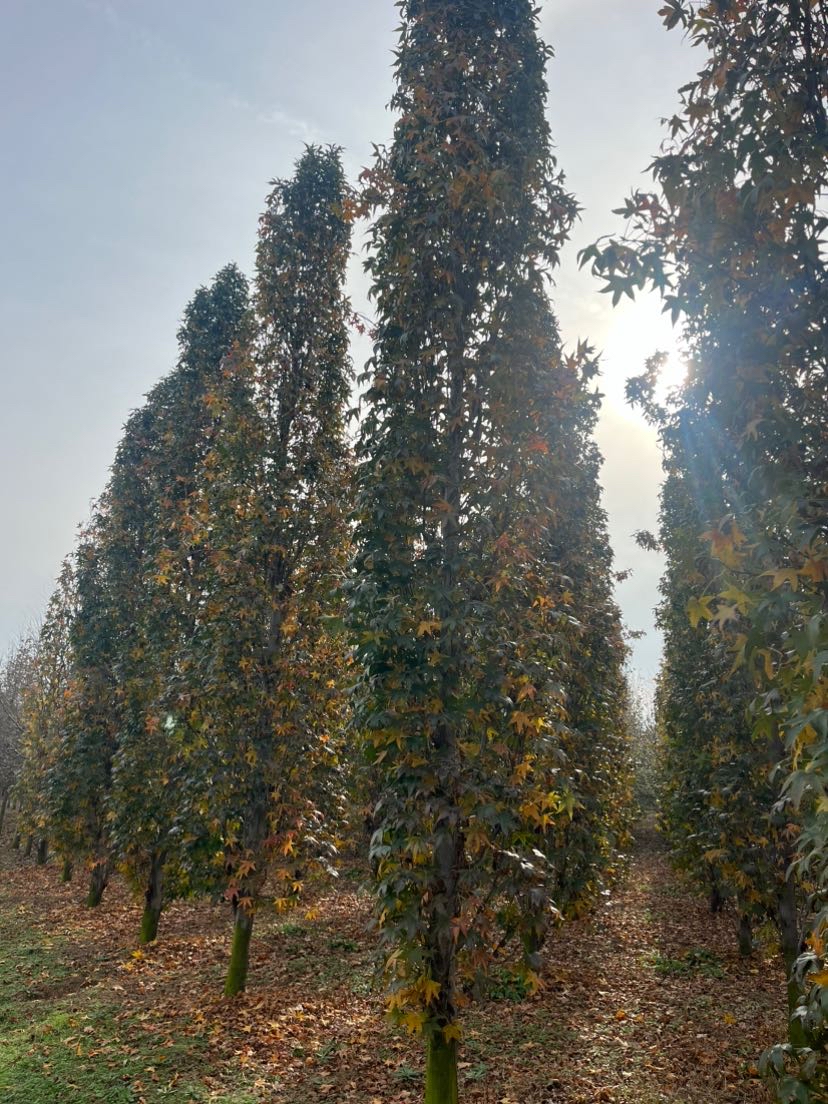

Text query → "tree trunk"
[224,907,255,996]
[425,1031,459,1104]
[23,835,33,858]
[0,791,8,835]
[139,851,165,944]
[708,871,724,913]
[777,875,807,1046]
[737,913,753,956]
[36,837,48,865]
[11,832,20,851]
[86,859,111,908]
[61,858,73,883]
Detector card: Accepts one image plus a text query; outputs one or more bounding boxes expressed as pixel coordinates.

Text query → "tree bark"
[776,875,807,1046]
[61,857,73,883]
[36,837,48,865]
[23,835,33,858]
[224,907,255,996]
[425,1031,459,1104]
[139,850,165,944]
[86,859,111,908]
[0,791,8,835]
[708,870,724,913]
[11,832,20,851]
[737,913,753,956]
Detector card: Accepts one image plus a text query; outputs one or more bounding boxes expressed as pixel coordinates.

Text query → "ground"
[0,822,785,1103]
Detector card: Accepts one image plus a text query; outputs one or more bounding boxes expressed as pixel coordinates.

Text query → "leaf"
[421,977,441,1004]
[401,1010,427,1034]
[687,596,714,629]
[416,619,442,638]
[762,569,799,592]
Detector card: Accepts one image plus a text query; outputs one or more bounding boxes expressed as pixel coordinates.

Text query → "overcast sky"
[0,0,697,682]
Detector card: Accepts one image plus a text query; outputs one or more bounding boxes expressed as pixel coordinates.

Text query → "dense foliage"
[348,1,630,1097]
[582,2,827,1097]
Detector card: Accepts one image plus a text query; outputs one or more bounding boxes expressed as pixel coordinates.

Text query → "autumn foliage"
[6,2,826,1103]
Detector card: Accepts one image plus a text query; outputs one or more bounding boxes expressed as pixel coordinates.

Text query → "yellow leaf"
[416,619,442,638]
[687,596,714,629]
[801,558,828,584]
[525,969,543,996]
[711,603,739,629]
[421,978,441,1004]
[809,968,828,987]
[401,1010,427,1034]
[442,1022,462,1042]
[762,568,799,591]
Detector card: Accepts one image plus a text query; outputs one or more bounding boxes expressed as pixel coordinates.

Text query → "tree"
[105,264,251,944]
[175,146,353,995]
[15,564,76,872]
[349,3,627,1097]
[46,527,123,907]
[647,444,802,974]
[0,636,35,833]
[581,2,827,1093]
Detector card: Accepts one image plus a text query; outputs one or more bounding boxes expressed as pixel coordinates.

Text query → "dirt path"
[0,824,786,1103]
[516,826,786,1104]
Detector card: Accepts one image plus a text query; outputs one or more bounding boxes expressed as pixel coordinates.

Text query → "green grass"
[0,1001,213,1103]
[650,947,724,979]
[0,901,239,1103]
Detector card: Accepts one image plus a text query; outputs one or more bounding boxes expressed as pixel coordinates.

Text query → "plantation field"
[0,821,784,1103]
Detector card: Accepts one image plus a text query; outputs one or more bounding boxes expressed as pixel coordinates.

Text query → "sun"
[654,347,687,401]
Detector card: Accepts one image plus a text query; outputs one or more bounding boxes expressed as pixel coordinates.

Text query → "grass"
[0,902,212,1103]
[650,947,724,979]
[0,1002,211,1103]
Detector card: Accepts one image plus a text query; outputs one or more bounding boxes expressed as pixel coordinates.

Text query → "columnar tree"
[178,146,353,995]
[349,3,626,1097]
[106,264,251,944]
[0,636,35,832]
[647,444,802,969]
[15,565,76,871]
[46,528,123,907]
[582,2,827,1092]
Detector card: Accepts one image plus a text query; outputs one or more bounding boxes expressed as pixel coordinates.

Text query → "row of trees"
[583,2,827,1100]
[4,3,635,1099]
[11,145,354,982]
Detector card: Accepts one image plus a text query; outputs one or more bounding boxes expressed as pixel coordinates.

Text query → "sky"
[0,0,698,683]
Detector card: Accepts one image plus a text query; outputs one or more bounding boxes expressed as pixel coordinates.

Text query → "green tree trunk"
[36,837,48,865]
[425,1031,458,1104]
[86,860,110,908]
[777,877,807,1046]
[139,851,165,944]
[61,857,73,883]
[224,908,254,996]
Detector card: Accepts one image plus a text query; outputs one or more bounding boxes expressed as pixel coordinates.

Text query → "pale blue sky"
[1,0,696,679]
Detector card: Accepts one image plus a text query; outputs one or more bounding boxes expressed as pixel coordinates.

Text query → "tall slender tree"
[45,530,121,907]
[582,2,827,1094]
[349,3,627,1097]
[178,146,353,995]
[14,569,75,865]
[0,636,35,833]
[106,265,252,943]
